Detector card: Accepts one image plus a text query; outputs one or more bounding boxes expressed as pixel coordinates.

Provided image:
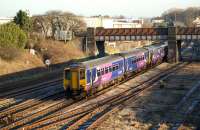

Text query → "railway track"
[0,79,62,111]
[0,78,62,98]
[65,62,189,130]
[0,62,187,130]
[0,78,65,128]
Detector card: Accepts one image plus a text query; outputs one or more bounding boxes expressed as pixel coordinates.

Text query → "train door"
[64,68,70,91]
[87,69,91,87]
[71,68,80,93]
[80,69,86,91]
[92,68,96,84]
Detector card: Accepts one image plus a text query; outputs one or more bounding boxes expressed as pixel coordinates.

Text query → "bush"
[26,33,45,49]
[0,47,21,61]
[0,23,27,49]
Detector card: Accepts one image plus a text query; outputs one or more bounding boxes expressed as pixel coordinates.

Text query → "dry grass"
[0,50,44,75]
[105,41,152,54]
[0,38,86,76]
[37,38,86,64]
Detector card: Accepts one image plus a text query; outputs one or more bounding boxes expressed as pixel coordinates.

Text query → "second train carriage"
[119,48,149,74]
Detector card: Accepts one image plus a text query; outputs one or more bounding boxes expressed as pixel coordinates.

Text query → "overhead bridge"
[83,27,200,63]
[95,27,200,41]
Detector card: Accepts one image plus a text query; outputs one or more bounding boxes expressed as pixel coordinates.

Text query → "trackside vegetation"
[0,23,27,60]
[0,23,27,48]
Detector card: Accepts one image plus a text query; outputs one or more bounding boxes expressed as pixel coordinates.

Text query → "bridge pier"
[96,41,106,57]
[168,26,181,63]
[85,28,106,56]
[86,28,97,56]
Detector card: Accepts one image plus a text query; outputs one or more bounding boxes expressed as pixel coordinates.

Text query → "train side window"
[97,69,101,77]
[116,65,119,70]
[105,67,109,73]
[109,66,112,72]
[80,70,85,79]
[113,66,116,71]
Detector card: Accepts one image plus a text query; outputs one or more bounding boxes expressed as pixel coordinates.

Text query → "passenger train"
[63,43,168,98]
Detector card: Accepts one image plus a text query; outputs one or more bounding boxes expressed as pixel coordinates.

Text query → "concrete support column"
[177,40,182,61]
[86,28,97,56]
[82,36,87,52]
[168,26,179,63]
[96,41,105,57]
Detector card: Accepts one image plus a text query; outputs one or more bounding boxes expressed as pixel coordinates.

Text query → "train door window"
[105,67,109,74]
[113,66,116,71]
[109,66,112,72]
[101,68,105,75]
[80,69,85,79]
[97,69,101,77]
[133,59,136,63]
[131,60,134,64]
[65,69,71,80]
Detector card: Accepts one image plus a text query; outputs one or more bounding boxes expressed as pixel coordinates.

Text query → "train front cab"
[63,67,86,98]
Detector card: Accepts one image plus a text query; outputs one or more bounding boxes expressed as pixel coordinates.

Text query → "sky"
[0,0,200,18]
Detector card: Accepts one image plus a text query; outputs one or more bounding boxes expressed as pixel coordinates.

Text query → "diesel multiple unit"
[63,43,168,98]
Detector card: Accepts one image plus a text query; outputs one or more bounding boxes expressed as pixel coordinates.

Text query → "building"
[0,17,13,25]
[151,17,166,27]
[193,17,200,27]
[54,30,73,42]
[113,19,143,28]
[151,17,165,24]
[84,17,143,28]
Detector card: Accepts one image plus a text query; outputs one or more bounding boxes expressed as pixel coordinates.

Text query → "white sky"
[1,0,200,18]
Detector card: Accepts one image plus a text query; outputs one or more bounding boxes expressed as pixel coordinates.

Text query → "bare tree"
[32,15,51,37]
[32,10,86,38]
[162,7,200,26]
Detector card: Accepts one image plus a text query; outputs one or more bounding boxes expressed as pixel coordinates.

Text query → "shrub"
[0,23,27,49]
[0,47,21,61]
[26,33,45,49]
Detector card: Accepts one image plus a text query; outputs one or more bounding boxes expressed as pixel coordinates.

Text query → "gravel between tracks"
[96,62,200,130]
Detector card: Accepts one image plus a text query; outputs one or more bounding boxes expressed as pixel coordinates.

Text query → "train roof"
[144,43,167,50]
[119,48,148,58]
[70,55,123,68]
